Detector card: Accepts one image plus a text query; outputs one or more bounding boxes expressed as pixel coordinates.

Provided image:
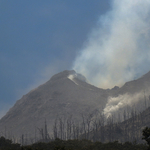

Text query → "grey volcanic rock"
[1,70,150,140]
[0,70,108,138]
[110,71,150,97]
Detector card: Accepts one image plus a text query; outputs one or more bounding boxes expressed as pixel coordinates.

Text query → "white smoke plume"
[73,0,150,88]
[103,92,145,118]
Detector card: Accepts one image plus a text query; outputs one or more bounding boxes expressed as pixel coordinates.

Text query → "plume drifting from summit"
[73,0,150,89]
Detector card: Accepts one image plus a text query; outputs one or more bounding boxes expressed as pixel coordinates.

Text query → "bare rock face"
[0,70,108,138]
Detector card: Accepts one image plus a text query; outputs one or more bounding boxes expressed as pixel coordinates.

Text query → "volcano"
[0,70,109,139]
[1,70,150,141]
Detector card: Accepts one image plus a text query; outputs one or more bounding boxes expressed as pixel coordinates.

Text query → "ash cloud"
[73,0,150,89]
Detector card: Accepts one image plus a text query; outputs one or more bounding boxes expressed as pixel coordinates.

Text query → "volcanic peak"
[50,70,87,83]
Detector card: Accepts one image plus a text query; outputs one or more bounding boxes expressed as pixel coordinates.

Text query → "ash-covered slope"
[112,71,150,96]
[1,70,150,140]
[95,105,150,143]
[0,70,108,138]
[104,71,150,119]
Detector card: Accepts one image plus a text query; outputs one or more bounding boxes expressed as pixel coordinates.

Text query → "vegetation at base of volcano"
[1,96,150,149]
[0,136,20,150]
[0,136,148,150]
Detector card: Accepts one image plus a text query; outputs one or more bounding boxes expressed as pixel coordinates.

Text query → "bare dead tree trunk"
[58,117,64,140]
[66,115,73,140]
[37,128,44,141]
[21,134,24,146]
[81,113,87,139]
[53,119,58,139]
[86,113,93,140]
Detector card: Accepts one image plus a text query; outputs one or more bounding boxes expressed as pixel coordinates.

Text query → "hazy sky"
[0,1,111,117]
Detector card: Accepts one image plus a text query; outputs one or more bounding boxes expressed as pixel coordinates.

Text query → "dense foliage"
[142,127,150,150]
[0,136,148,150]
[0,136,20,150]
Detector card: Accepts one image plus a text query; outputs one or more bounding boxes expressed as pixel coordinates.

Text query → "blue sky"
[0,1,111,117]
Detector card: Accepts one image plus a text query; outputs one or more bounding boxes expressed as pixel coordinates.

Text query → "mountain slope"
[91,106,150,143]
[0,70,108,138]
[113,71,150,95]
[1,70,150,141]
